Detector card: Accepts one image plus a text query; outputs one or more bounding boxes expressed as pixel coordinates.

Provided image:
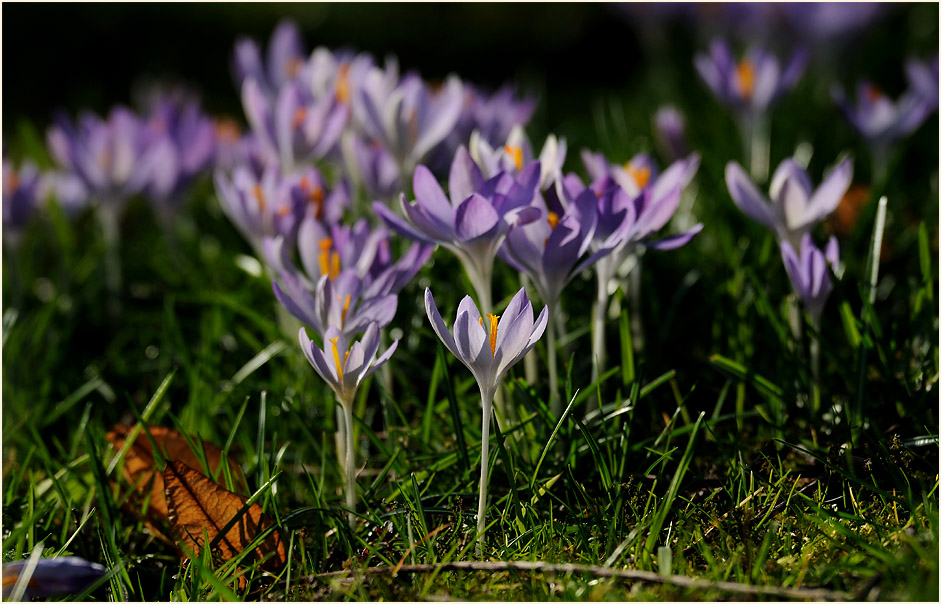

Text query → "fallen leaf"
[828,184,871,236]
[163,460,287,572]
[106,424,247,524]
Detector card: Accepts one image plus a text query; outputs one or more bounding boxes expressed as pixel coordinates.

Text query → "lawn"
[2,3,938,601]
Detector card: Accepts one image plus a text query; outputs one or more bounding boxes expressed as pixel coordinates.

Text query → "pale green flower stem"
[742,114,770,184]
[547,304,561,417]
[98,201,123,317]
[339,395,357,528]
[591,265,614,388]
[476,388,494,556]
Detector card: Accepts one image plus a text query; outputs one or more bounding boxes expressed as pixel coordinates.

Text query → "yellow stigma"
[547,211,560,230]
[252,184,266,212]
[478,313,500,358]
[504,145,524,171]
[736,59,755,99]
[625,164,651,189]
[329,337,350,382]
[336,64,351,103]
[318,238,341,280]
[339,294,351,327]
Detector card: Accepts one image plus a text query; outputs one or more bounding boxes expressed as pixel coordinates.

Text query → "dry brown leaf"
[106,423,247,523]
[163,460,287,572]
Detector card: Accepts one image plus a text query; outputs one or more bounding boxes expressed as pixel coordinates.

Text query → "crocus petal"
[770,159,813,204]
[362,337,398,382]
[424,288,460,359]
[806,157,853,223]
[413,164,455,220]
[725,161,777,230]
[454,194,500,242]
[373,201,438,245]
[494,300,534,378]
[454,307,488,367]
[449,145,485,203]
[413,76,464,161]
[299,327,337,385]
[645,223,704,250]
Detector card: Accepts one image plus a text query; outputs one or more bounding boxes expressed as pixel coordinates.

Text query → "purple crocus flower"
[233,19,308,98]
[39,170,89,217]
[653,105,690,163]
[46,107,152,207]
[906,54,940,109]
[138,95,216,205]
[469,125,567,192]
[345,134,402,202]
[299,321,397,407]
[310,47,375,105]
[267,217,430,340]
[833,81,933,159]
[425,286,547,548]
[355,71,464,175]
[242,77,349,172]
[214,164,309,254]
[695,39,807,118]
[726,156,853,249]
[299,320,397,526]
[781,234,839,327]
[374,148,540,313]
[2,159,42,242]
[2,556,106,600]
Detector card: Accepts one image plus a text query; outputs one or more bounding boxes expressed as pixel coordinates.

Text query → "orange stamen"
[625,164,651,189]
[285,57,303,78]
[336,64,351,103]
[214,118,241,143]
[276,205,291,217]
[252,184,266,212]
[339,294,351,327]
[865,84,883,103]
[318,238,341,280]
[737,60,755,99]
[329,337,346,381]
[547,211,560,230]
[477,313,500,358]
[293,107,307,129]
[504,145,524,171]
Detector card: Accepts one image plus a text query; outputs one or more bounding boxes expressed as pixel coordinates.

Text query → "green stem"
[476,389,493,556]
[343,400,356,528]
[547,305,561,417]
[591,268,611,390]
[98,202,123,317]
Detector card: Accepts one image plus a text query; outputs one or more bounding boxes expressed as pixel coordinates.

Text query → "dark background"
[4,3,937,148]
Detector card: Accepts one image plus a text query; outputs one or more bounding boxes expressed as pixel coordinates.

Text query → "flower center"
[736,60,755,100]
[285,57,304,79]
[299,177,326,219]
[4,172,19,195]
[329,337,351,382]
[547,211,560,230]
[318,238,341,280]
[504,145,524,171]
[865,84,883,103]
[293,107,307,129]
[214,118,241,143]
[478,313,500,358]
[625,164,651,189]
[339,293,351,327]
[336,64,351,103]
[252,184,266,212]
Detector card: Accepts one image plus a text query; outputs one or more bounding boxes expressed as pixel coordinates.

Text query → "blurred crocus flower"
[2,159,42,243]
[696,39,806,182]
[299,320,397,526]
[2,556,106,600]
[653,105,690,163]
[344,134,402,202]
[138,95,216,206]
[242,78,349,172]
[906,54,939,108]
[356,71,464,175]
[267,218,430,339]
[833,81,932,167]
[781,234,839,327]
[695,39,807,119]
[374,148,540,313]
[214,164,318,254]
[46,107,152,208]
[40,170,89,217]
[425,286,546,548]
[726,156,853,249]
[233,19,308,98]
[469,125,567,192]
[582,150,661,199]
[309,47,375,105]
